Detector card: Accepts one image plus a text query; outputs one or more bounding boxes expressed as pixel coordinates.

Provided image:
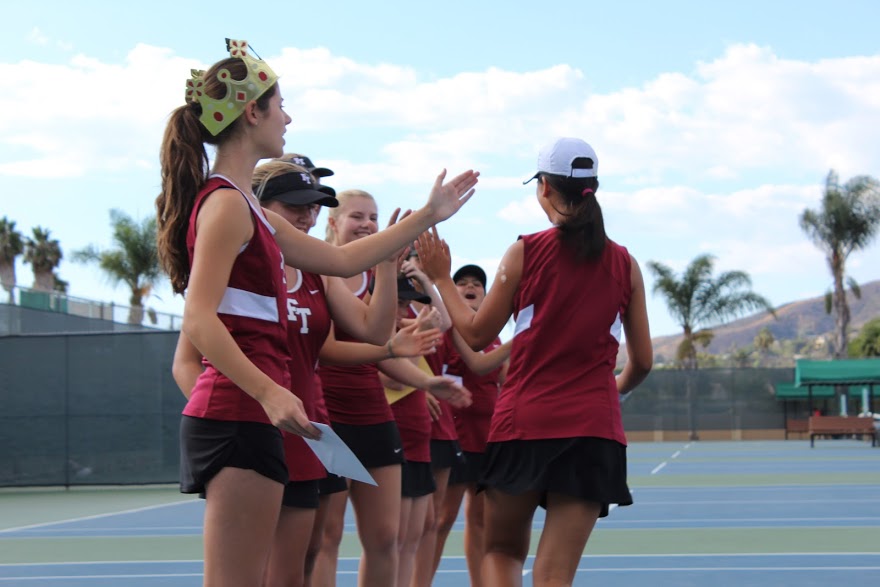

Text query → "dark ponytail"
[540,174,606,260]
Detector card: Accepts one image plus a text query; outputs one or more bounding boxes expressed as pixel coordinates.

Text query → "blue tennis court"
[2,440,878,586]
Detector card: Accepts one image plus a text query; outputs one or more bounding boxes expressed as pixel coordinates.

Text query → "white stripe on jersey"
[217,286,280,322]
[513,304,534,337]
[610,312,622,342]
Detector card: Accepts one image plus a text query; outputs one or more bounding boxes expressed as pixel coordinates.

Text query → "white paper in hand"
[303,422,377,486]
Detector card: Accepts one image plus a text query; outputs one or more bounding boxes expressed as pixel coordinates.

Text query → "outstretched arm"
[268,169,479,277]
[318,320,441,366]
[418,227,520,350]
[451,331,512,376]
[377,358,472,408]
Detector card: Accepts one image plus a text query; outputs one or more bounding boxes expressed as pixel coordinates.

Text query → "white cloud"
[27,27,49,46]
[2,41,879,330]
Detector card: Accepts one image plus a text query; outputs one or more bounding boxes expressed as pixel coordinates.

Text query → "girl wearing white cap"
[418,137,652,586]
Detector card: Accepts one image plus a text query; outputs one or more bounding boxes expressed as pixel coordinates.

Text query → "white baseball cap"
[523,137,598,184]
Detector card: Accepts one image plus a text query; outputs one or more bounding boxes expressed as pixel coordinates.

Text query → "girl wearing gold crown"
[155,39,478,587]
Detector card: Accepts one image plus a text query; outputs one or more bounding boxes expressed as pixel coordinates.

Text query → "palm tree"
[647,254,776,439]
[73,209,161,325]
[753,326,775,366]
[799,170,880,358]
[0,217,24,302]
[23,227,63,292]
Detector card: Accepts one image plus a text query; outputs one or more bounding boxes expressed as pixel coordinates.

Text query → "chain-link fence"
[1,331,821,488]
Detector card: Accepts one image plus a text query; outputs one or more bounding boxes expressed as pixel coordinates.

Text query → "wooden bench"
[785,418,809,440]
[808,416,877,447]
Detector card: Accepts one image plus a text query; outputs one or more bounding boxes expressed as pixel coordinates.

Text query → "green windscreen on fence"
[0,332,185,487]
[4,331,873,488]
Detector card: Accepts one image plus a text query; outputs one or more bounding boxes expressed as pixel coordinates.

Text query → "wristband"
[386,338,396,359]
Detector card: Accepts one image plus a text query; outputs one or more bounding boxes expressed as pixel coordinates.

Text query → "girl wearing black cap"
[417,137,653,586]
[171,159,447,587]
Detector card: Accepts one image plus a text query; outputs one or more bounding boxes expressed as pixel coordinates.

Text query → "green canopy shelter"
[794,358,880,415]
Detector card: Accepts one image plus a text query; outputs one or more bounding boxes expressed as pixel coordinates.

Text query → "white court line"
[651,462,667,474]
[671,450,681,458]
[0,575,203,581]
[0,500,196,534]
[567,566,880,572]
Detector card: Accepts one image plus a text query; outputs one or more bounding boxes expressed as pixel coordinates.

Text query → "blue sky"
[2,0,879,338]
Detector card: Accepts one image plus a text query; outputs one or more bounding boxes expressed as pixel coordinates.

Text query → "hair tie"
[581,188,594,197]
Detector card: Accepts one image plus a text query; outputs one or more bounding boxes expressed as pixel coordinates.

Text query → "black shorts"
[479,437,632,518]
[283,479,320,509]
[449,450,485,486]
[179,416,287,495]
[318,473,349,496]
[430,439,464,470]
[401,461,436,498]
[331,420,405,470]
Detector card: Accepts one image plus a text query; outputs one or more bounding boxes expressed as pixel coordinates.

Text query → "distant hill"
[633,279,880,366]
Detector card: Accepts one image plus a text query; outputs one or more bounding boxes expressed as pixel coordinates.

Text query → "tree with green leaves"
[0,217,24,301]
[647,254,776,369]
[647,254,776,439]
[73,209,162,325]
[849,317,880,358]
[753,326,775,365]
[23,226,63,292]
[800,170,880,358]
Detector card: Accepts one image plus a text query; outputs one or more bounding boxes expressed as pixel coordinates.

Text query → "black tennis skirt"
[179,416,288,496]
[331,420,405,469]
[283,479,320,509]
[430,439,464,470]
[449,450,485,486]
[401,460,436,498]
[479,436,633,517]
[318,472,349,496]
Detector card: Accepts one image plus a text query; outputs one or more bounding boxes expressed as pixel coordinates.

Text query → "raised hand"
[425,169,479,223]
[259,386,322,440]
[416,227,452,282]
[390,320,441,357]
[425,376,472,408]
[401,257,427,283]
[414,305,441,331]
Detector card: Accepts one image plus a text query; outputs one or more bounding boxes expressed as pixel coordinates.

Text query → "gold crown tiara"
[185,39,279,136]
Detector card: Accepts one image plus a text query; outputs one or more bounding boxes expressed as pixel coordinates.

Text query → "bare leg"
[310,488,349,587]
[411,466,451,586]
[531,493,600,587]
[202,467,283,587]
[349,465,402,587]
[398,494,430,587]
[264,505,316,587]
[304,493,331,587]
[480,489,540,587]
[462,486,486,587]
[433,481,466,575]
